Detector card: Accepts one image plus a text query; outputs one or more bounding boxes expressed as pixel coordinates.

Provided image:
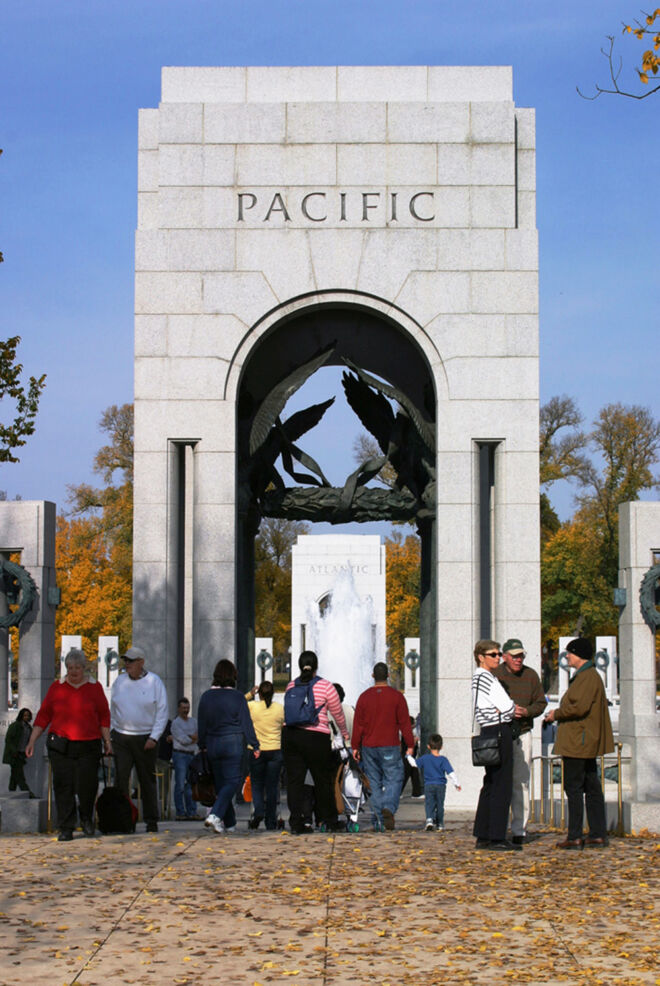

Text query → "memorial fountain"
[303,567,376,706]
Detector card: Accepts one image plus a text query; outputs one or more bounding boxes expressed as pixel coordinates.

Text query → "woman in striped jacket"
[282,651,349,834]
[472,639,524,852]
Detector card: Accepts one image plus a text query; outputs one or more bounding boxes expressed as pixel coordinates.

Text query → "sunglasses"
[484,651,502,658]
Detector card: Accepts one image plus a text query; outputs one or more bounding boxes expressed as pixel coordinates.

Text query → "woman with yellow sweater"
[246,681,284,830]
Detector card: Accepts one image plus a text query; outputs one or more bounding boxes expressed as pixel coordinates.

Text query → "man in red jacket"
[352,662,414,831]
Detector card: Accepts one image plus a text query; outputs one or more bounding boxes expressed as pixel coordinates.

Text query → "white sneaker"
[425,819,435,831]
[204,813,224,834]
[224,825,236,833]
[436,824,444,832]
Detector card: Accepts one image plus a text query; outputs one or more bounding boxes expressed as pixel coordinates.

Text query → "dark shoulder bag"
[471,675,501,767]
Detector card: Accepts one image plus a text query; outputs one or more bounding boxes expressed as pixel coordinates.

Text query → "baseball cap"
[502,638,525,655]
[123,646,146,662]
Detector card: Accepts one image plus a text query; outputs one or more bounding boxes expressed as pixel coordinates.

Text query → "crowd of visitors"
[6,635,614,847]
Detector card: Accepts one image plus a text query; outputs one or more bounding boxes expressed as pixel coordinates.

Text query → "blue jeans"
[360,745,404,824]
[207,734,245,828]
[250,749,283,829]
[424,783,447,826]
[172,750,196,816]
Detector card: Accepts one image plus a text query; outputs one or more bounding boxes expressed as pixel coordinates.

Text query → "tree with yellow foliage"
[385,531,420,679]
[254,517,309,667]
[56,405,133,656]
[580,7,660,99]
[56,514,131,656]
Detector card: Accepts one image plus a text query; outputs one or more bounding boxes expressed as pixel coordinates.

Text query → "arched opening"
[235,301,438,734]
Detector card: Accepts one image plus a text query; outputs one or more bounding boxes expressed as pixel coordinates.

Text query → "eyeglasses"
[484,651,502,658]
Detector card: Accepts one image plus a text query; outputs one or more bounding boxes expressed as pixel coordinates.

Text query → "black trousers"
[49,740,101,832]
[111,731,159,824]
[282,727,337,831]
[473,723,513,842]
[401,754,423,797]
[8,754,30,792]
[563,756,607,840]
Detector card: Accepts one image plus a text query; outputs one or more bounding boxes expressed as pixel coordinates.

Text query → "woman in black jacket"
[3,708,34,795]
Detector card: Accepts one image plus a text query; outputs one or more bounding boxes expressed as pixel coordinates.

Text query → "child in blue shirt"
[416,733,461,831]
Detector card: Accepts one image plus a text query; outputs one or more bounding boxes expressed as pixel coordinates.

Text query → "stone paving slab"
[1,807,658,986]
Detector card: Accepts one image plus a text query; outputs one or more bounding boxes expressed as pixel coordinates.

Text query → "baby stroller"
[334,748,370,832]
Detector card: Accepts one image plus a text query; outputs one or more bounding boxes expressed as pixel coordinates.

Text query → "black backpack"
[284,675,324,727]
[96,757,137,834]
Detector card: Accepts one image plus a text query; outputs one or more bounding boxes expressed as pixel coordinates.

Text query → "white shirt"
[111,669,169,741]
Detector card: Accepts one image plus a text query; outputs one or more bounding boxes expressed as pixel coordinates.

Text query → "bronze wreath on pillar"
[639,563,660,632]
[0,558,37,629]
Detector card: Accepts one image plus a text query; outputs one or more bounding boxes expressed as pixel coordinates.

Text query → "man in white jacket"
[111,646,169,832]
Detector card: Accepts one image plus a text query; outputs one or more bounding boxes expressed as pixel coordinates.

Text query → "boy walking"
[416,734,461,831]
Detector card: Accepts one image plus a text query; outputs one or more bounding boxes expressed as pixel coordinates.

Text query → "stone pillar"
[618,502,660,831]
[0,501,57,808]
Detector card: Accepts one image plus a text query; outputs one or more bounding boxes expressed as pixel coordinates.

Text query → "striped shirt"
[472,670,515,727]
[284,677,348,737]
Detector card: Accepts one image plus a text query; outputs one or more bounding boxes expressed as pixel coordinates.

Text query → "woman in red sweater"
[26,648,112,841]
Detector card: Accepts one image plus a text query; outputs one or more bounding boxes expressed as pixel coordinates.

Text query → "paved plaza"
[2,798,658,986]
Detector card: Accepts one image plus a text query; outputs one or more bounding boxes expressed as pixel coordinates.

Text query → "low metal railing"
[528,742,627,836]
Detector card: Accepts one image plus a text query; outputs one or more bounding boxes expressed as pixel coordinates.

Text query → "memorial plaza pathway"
[2,796,658,986]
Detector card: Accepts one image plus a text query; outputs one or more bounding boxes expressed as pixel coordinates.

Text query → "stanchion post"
[616,742,624,837]
[47,760,53,834]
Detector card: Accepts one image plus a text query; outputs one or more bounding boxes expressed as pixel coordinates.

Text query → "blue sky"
[1,0,658,528]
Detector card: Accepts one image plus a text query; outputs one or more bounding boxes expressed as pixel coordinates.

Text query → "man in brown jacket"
[494,637,547,843]
[544,637,614,849]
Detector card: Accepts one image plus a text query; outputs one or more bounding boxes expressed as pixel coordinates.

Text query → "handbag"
[471,675,501,767]
[242,774,252,803]
[187,751,216,807]
[46,732,69,755]
[471,733,501,767]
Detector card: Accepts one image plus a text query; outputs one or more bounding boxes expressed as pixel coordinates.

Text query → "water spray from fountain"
[303,566,377,706]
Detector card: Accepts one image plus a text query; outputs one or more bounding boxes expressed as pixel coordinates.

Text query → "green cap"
[502,638,525,655]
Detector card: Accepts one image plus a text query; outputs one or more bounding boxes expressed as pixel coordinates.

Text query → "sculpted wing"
[249,343,335,455]
[341,371,395,453]
[342,358,435,451]
[280,398,335,445]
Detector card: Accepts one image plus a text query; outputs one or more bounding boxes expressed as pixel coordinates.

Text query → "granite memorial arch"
[232,295,440,731]
[133,65,540,801]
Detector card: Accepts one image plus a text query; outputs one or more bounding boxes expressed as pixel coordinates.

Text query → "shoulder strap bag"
[471,673,502,768]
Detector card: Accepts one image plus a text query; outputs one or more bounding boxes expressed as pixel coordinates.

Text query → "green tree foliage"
[541,401,660,640]
[254,517,309,663]
[0,336,46,463]
[542,517,618,641]
[0,151,46,464]
[56,404,134,652]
